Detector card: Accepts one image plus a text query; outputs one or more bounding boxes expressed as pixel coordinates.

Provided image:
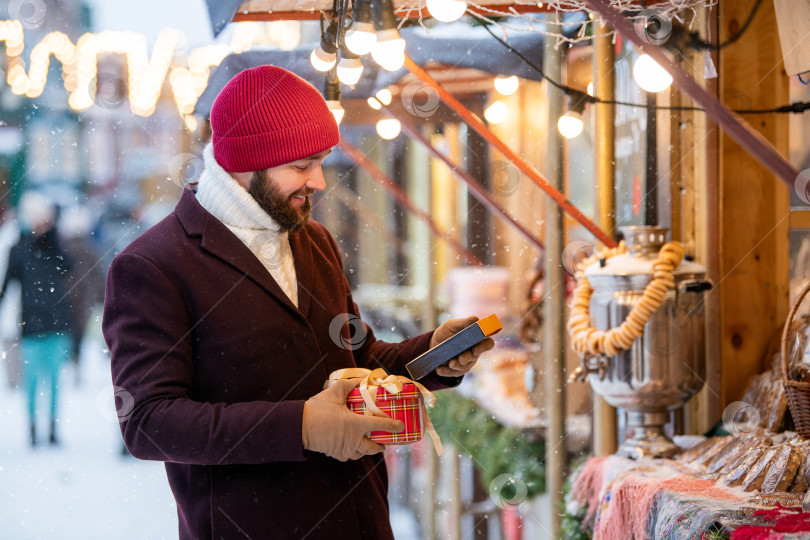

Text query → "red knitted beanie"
[210,65,340,173]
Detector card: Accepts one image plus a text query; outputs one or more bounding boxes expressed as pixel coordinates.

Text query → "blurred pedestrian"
[59,206,105,384]
[0,192,73,446]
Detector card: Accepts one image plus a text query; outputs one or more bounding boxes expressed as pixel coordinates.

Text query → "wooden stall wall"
[717,0,790,406]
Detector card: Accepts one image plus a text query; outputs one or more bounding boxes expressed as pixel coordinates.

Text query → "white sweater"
[195,143,298,307]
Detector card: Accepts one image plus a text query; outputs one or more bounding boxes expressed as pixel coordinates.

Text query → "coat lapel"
[289,227,314,318]
[175,189,305,321]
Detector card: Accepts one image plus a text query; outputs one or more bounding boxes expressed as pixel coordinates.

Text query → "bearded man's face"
[246,149,332,233]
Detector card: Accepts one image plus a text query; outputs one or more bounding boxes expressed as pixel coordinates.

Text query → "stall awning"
[194,25,544,116]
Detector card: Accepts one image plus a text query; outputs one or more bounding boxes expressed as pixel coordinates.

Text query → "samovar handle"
[678,279,713,294]
[568,354,609,384]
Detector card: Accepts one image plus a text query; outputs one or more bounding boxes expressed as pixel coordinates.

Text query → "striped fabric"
[347,383,424,444]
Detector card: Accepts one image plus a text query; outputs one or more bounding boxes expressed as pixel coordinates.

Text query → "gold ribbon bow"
[327,367,443,456]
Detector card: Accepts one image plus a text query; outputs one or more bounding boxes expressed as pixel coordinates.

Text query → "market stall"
[198,1,810,538]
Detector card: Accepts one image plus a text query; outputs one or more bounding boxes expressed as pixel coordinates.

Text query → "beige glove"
[302,378,404,462]
[430,316,496,378]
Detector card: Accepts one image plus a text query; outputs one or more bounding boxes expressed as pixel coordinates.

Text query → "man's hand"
[302,379,404,462]
[429,315,495,378]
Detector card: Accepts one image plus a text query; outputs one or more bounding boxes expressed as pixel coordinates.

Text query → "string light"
[0,19,303,120]
[324,75,344,125]
[494,75,519,96]
[367,97,382,110]
[311,19,338,72]
[0,19,25,56]
[633,53,673,93]
[557,96,585,139]
[371,0,406,71]
[426,0,467,23]
[345,0,376,56]
[375,88,392,105]
[376,118,401,139]
[336,47,364,86]
[484,100,508,124]
[184,114,198,132]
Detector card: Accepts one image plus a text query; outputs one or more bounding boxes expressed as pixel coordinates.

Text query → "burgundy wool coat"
[103,188,455,539]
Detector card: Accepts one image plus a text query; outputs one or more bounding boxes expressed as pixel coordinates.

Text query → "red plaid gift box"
[326,367,443,455]
[347,383,424,444]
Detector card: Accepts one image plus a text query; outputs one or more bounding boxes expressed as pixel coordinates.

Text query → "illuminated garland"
[0,20,301,126]
[567,240,685,357]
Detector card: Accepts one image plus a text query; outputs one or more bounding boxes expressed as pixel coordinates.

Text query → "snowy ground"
[0,326,419,539]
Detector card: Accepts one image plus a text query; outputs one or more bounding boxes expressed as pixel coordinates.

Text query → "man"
[102,65,493,539]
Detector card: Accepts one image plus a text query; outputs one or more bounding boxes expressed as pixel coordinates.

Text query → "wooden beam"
[790,211,810,230]
[232,4,548,22]
[231,0,682,21]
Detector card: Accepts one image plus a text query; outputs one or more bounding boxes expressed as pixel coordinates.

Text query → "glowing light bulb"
[345,22,376,56]
[375,88,392,105]
[311,47,336,72]
[336,56,364,86]
[327,100,345,124]
[494,75,519,96]
[371,30,405,72]
[557,111,584,139]
[426,0,467,23]
[632,54,673,93]
[586,81,594,96]
[376,118,401,140]
[484,101,508,124]
[367,97,382,110]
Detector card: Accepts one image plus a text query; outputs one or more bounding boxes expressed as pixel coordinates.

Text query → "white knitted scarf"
[196,143,298,307]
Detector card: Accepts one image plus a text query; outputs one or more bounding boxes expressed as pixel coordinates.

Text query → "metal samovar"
[570,226,712,458]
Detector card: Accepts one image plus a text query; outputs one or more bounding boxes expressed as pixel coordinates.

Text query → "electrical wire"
[472,13,810,116]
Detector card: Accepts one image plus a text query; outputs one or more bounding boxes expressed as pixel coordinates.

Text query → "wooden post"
[717,0,790,404]
[592,23,618,456]
[543,14,566,537]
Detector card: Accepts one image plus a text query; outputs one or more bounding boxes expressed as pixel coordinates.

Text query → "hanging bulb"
[311,48,337,72]
[346,22,377,56]
[311,20,339,72]
[367,97,382,110]
[494,75,519,96]
[323,75,344,125]
[372,30,406,71]
[557,112,583,139]
[632,53,673,93]
[375,88,392,105]
[557,95,586,139]
[328,101,345,124]
[346,0,376,56]
[376,118,401,139]
[337,48,364,86]
[426,0,467,23]
[371,0,406,71]
[484,101,508,124]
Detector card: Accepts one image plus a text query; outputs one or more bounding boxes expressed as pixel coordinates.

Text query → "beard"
[247,171,313,233]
